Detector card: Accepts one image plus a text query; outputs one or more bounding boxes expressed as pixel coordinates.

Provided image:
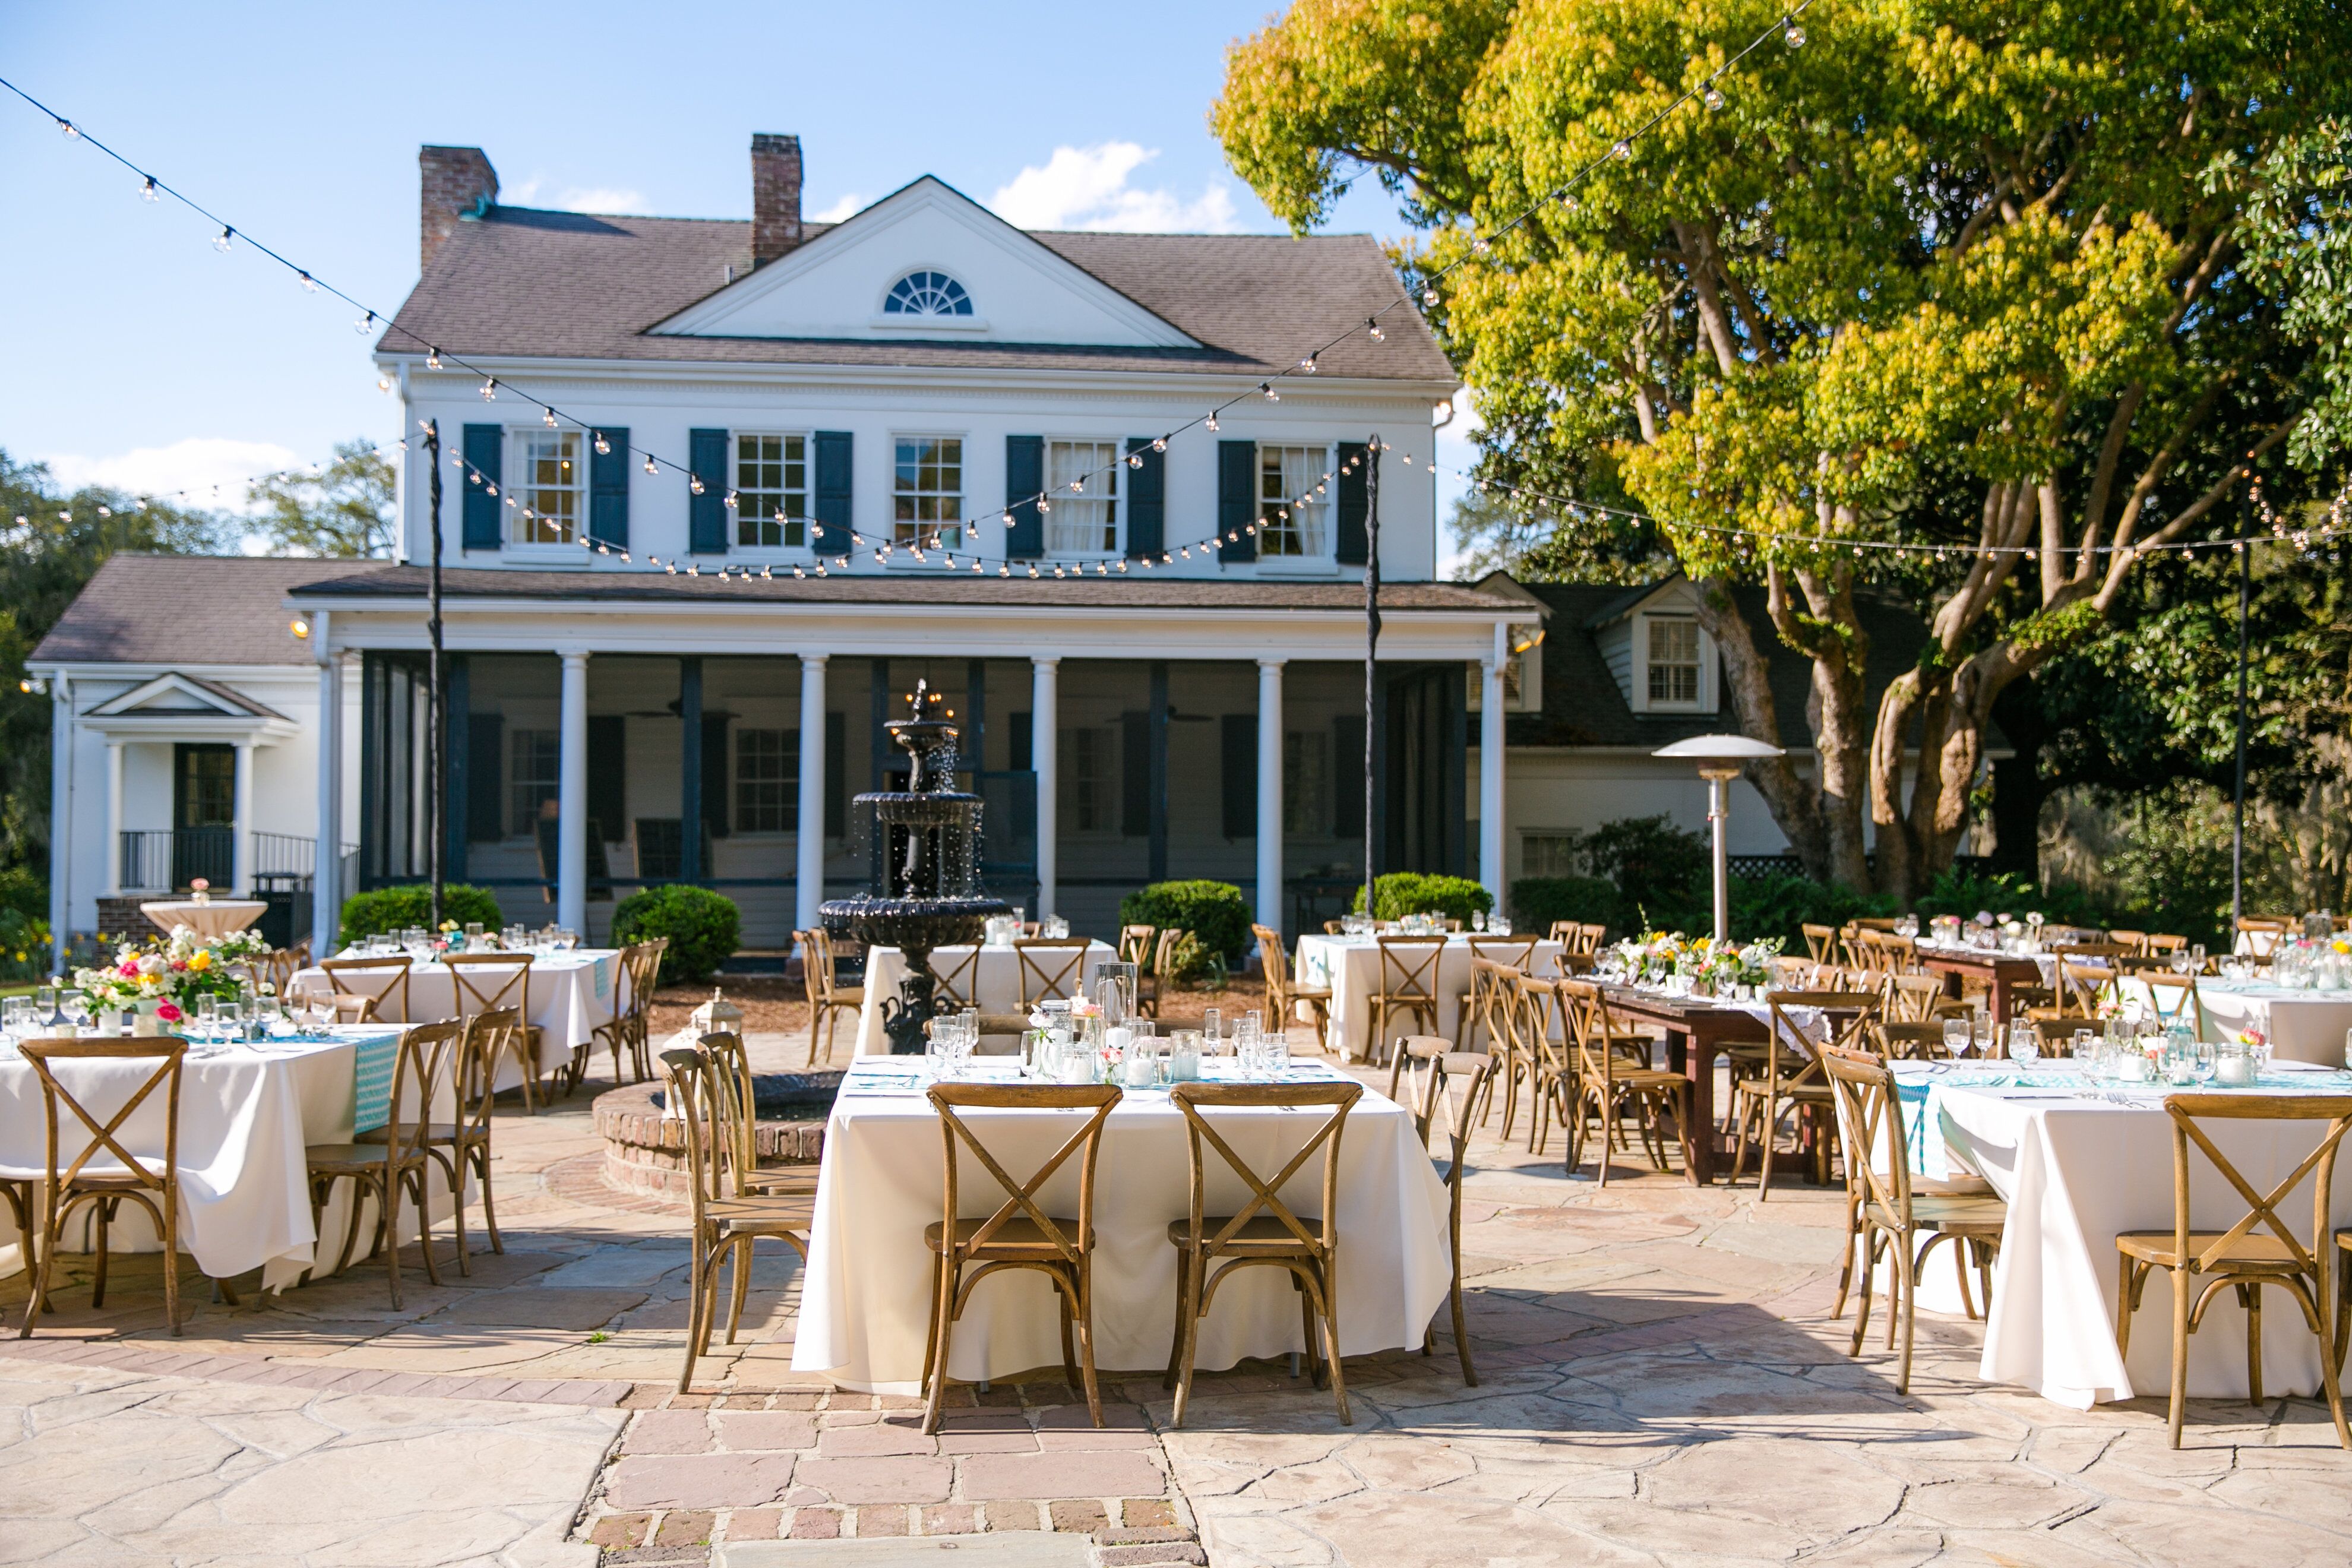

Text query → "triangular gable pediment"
[85,671,285,722]
[1585,576,1696,631]
[650,176,1200,350]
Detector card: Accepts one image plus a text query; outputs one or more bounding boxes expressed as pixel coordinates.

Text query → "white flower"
[136,953,169,977]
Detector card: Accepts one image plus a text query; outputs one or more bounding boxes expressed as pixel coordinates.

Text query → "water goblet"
[1201,1007,1221,1049]
[2193,1040,2217,1084]
[217,1000,244,1044]
[1943,1018,1974,1058]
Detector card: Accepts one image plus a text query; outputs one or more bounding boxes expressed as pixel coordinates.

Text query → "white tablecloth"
[2120,976,2352,1067]
[0,1026,416,1292]
[1294,935,1566,1061]
[139,900,267,939]
[794,1057,1452,1393]
[854,942,1117,1057]
[290,949,622,1086]
[1898,1062,2352,1408]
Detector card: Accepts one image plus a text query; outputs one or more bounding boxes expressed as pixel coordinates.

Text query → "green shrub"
[1351,872,1494,924]
[1914,868,2109,931]
[1729,873,1896,949]
[338,884,505,949]
[1120,880,1251,962]
[1583,815,1709,930]
[0,866,43,924]
[1510,875,1619,938]
[613,884,741,985]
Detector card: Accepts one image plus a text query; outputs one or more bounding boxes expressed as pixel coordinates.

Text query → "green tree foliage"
[248,440,395,559]
[1,450,226,885]
[1216,0,2352,899]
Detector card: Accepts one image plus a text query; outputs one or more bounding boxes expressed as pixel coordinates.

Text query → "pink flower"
[118,961,139,978]
[169,959,188,972]
[189,878,209,892]
[156,1003,182,1023]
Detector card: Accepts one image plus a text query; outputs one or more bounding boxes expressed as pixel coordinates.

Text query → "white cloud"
[38,437,301,513]
[988,143,1243,233]
[810,192,869,223]
[502,176,647,214]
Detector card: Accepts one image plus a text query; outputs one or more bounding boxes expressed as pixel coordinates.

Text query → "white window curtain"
[1260,445,1327,557]
[1045,441,1118,554]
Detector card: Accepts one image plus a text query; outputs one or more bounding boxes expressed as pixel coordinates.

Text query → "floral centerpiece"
[74,925,268,1034]
[1613,931,1686,985]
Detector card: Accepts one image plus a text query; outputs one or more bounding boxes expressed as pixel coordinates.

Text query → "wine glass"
[2008,1022,2041,1064]
[1943,1018,1974,1058]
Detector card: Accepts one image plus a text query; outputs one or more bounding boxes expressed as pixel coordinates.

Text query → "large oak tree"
[1215,0,2352,897]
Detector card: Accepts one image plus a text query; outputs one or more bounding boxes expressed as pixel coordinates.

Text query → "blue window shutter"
[461,423,502,550]
[1006,435,1044,558]
[1335,441,1369,565]
[589,427,630,549]
[1124,438,1164,559]
[688,428,729,554]
[1217,440,1257,563]
[814,431,852,555]
[1221,713,1256,838]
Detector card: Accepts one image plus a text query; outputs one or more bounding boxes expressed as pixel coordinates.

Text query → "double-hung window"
[1045,440,1119,554]
[1646,616,1702,706]
[735,728,798,832]
[1257,444,1329,558]
[508,729,558,836]
[893,436,963,548]
[735,434,808,549]
[513,431,582,546]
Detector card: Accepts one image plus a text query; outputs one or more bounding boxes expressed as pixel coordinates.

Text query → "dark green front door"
[172,742,235,890]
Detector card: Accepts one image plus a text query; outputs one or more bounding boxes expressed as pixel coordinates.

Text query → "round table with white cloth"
[2115,975,2352,1067]
[792,1055,1452,1393]
[1293,934,1567,1062]
[0,1025,451,1293]
[853,941,1117,1057]
[289,948,624,1089]
[140,900,267,940]
[1895,1060,2352,1409]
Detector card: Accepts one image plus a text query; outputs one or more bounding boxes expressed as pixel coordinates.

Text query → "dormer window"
[1647,615,1702,706]
[884,270,972,317]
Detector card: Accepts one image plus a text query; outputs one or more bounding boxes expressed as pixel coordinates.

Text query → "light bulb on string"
[480,378,497,400]
[1205,413,1219,431]
[1001,511,1016,528]
[1152,436,1167,452]
[1261,382,1279,402]
[1300,355,1319,374]
[56,118,76,138]
[542,407,558,428]
[1704,84,1726,111]
[139,176,159,202]
[644,454,659,476]
[355,312,377,334]
[1367,317,1384,342]
[1422,286,1439,307]
[377,376,393,393]
[426,349,442,369]
[1128,453,1143,469]
[299,272,319,292]
[593,433,610,456]
[1784,18,1805,46]
[214,226,235,251]
[1611,140,1632,161]
[1026,564,1039,578]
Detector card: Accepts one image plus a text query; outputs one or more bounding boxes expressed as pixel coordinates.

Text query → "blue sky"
[0,1,1475,547]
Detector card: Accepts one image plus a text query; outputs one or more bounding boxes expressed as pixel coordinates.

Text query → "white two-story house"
[34,136,1533,960]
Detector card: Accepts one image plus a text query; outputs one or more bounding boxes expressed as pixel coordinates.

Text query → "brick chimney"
[419,146,498,274]
[751,134,804,267]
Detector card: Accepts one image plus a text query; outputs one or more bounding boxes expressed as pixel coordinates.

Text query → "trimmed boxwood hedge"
[612,884,741,985]
[338,884,504,950]
[1118,880,1251,962]
[1349,871,1494,924]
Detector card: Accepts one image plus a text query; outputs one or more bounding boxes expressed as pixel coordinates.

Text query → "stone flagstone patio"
[6,1021,2352,1567]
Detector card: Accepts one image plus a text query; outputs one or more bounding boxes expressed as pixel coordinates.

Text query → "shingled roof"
[380,204,1455,382]
[29,555,372,668]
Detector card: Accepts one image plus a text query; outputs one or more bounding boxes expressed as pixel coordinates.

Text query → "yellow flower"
[188,950,212,972]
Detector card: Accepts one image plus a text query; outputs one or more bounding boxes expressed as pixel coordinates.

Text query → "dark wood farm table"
[1917,944,2046,1022]
[1596,988,1770,1186]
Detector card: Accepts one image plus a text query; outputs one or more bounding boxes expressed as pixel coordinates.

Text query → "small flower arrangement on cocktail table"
[188,877,212,906]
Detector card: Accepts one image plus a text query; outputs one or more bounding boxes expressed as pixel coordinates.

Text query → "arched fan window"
[883,270,973,317]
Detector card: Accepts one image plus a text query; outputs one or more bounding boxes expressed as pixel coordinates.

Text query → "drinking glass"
[217,1000,244,1043]
[1234,1015,1263,1077]
[1943,1018,1974,1058]
[63,991,90,1035]
[1201,1007,1221,1049]
[1471,910,1486,933]
[2190,943,2206,972]
[34,987,57,1022]
[2193,1040,2217,1084]
[2007,1022,2040,1064]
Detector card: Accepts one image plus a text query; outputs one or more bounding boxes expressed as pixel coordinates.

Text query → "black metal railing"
[119,828,233,893]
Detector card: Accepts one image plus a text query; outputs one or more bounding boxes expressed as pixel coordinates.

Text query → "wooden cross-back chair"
[2139,972,2207,1037]
[12,1038,235,1336]
[1254,924,1332,1052]
[1885,972,1949,1024]
[1164,1080,1362,1428]
[1801,924,1838,963]
[359,1007,514,1274]
[1817,1044,2006,1394]
[317,955,411,1023]
[443,952,545,1109]
[1118,924,1158,968]
[1873,1019,1954,1062]
[1013,938,1093,1008]
[2236,916,2292,958]
[2142,933,2191,961]
[920,1082,1122,1434]
[590,941,664,1085]
[2047,960,2122,1022]
[303,1020,463,1310]
[241,941,309,1000]
[1730,991,1878,1199]
[1555,977,1687,1186]
[696,1029,819,1343]
[1367,934,1447,1066]
[931,941,986,1013]
[2117,1093,2352,1450]
[1393,1038,1494,1389]
[1141,927,1186,1020]
[660,1042,814,1394]
[796,929,862,1064]
[1453,957,1518,1128]
[1453,935,1538,1051]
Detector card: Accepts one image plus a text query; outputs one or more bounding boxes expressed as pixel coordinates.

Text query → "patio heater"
[1652,735,1785,943]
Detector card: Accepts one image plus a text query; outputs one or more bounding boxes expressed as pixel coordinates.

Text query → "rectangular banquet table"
[1917,941,2047,1022]
[853,941,1117,1057]
[793,1056,1453,1394]
[1893,1060,2352,1408]
[2119,975,2352,1067]
[1293,935,1567,1063]
[1594,988,1847,1187]
[0,1025,426,1292]
[290,948,623,1087]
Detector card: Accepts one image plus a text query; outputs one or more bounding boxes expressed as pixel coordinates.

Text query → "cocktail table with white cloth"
[289,949,622,1088]
[1295,934,1566,1062]
[1892,1059,2352,1408]
[852,941,1116,1057]
[2119,974,2352,1066]
[139,899,267,940]
[794,1055,1452,1394]
[0,1025,431,1293]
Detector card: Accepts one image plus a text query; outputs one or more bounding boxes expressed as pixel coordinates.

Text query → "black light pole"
[1362,434,1382,922]
[2231,531,2250,928]
[423,419,447,930]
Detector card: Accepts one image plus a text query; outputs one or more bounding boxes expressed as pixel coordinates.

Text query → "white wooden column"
[795,654,827,932]
[557,649,590,933]
[105,740,125,895]
[231,739,256,894]
[1480,622,1508,904]
[49,674,72,974]
[311,628,342,949]
[1032,656,1058,919]
[1256,658,1285,933]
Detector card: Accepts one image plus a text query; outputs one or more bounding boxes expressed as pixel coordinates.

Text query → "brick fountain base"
[592,1068,842,1202]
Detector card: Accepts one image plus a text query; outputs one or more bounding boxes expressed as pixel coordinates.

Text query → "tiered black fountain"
[820,681,1010,1054]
